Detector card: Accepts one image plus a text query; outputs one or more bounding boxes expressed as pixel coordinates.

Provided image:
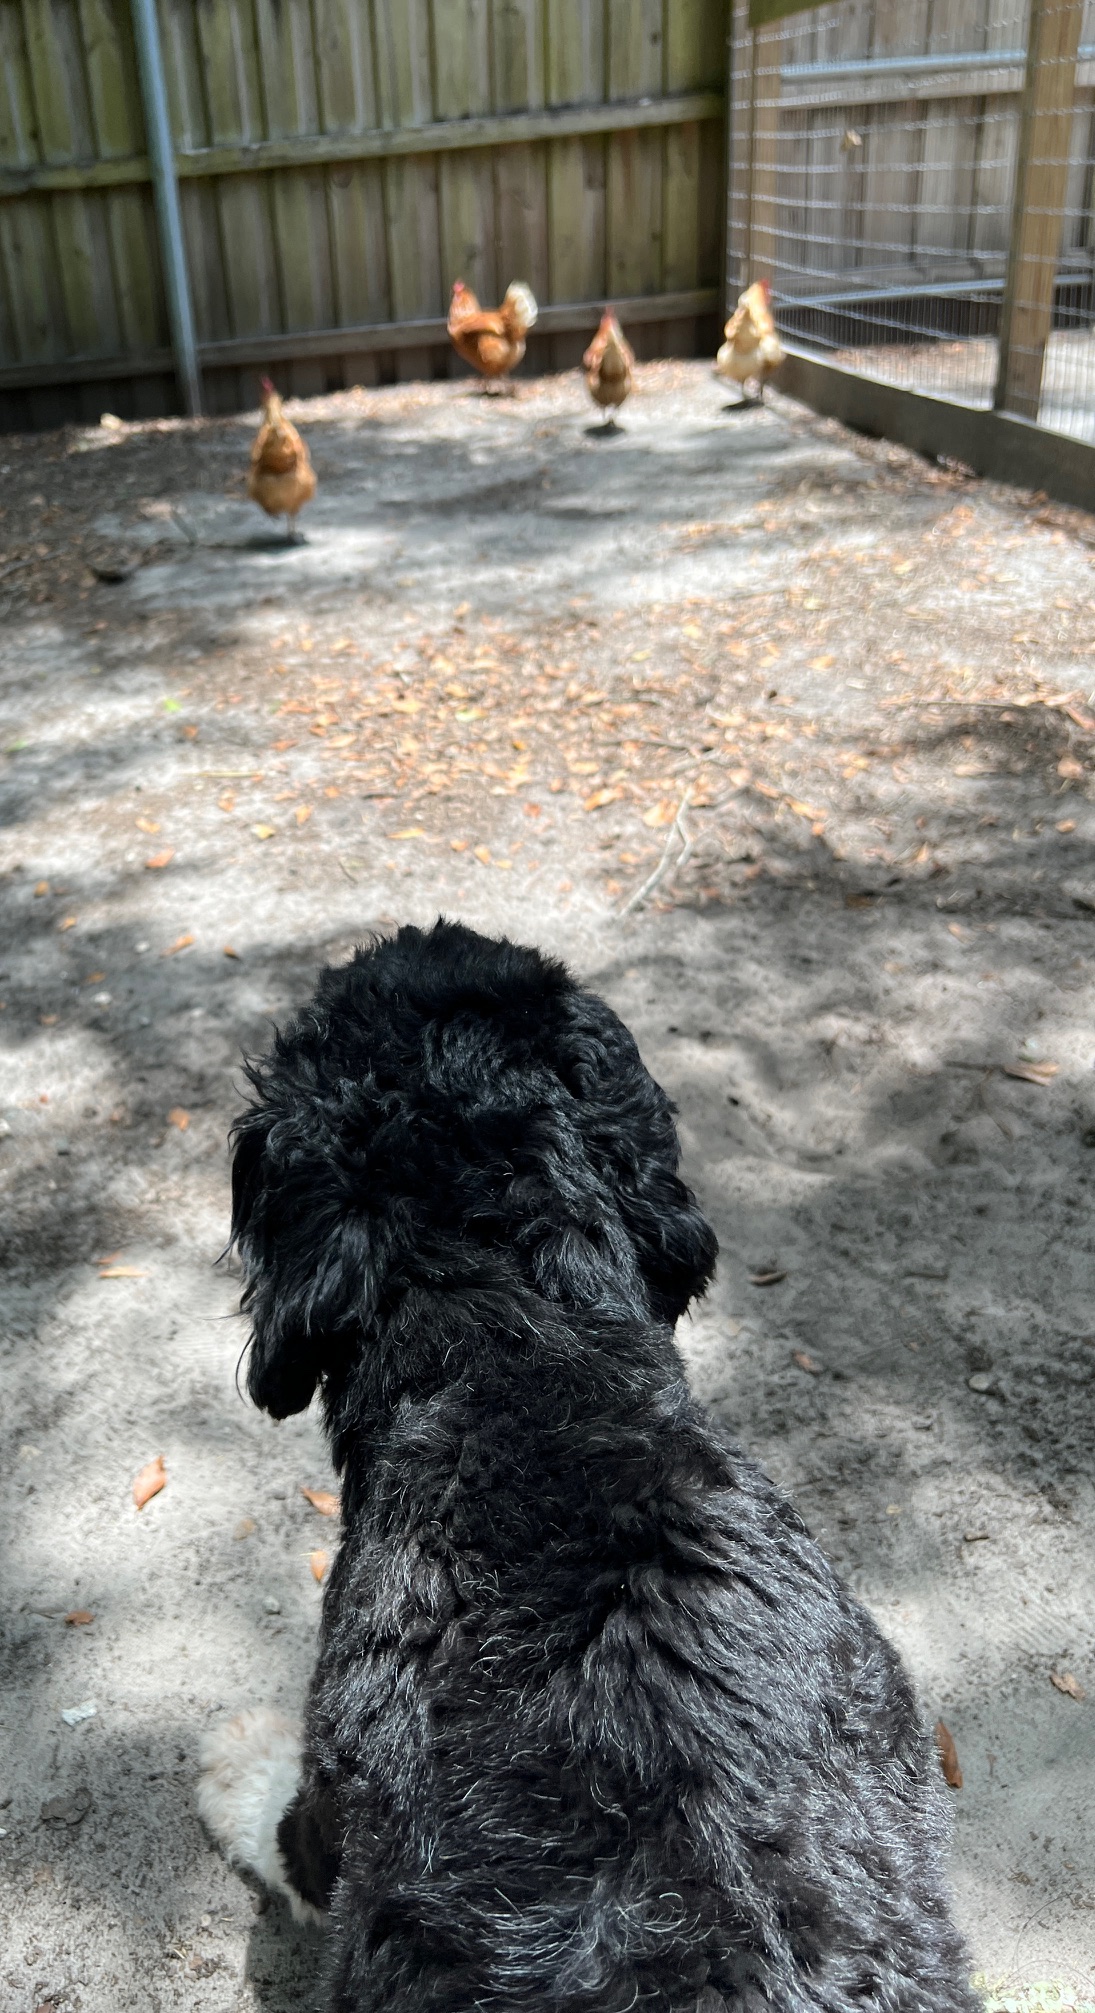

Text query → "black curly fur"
[229,918,976,2013]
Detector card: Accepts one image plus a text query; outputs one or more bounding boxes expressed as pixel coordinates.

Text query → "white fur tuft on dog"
[197,1707,325,1924]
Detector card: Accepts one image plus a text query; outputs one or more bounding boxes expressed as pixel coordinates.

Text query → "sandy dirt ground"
[2,361,1094,2013]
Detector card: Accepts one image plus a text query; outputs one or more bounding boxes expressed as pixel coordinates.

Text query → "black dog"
[199,919,976,2011]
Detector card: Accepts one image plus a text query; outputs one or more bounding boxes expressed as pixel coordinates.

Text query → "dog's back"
[211,921,976,2012]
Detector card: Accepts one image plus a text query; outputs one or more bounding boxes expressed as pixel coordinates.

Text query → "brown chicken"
[715,280,785,404]
[248,377,317,541]
[447,280,538,390]
[583,310,635,430]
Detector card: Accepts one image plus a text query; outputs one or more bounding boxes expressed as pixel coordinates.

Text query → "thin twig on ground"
[618,792,694,916]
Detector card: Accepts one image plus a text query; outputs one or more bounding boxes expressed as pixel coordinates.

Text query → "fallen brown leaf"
[223,944,240,959]
[234,1517,256,1540]
[135,816,160,834]
[584,787,625,813]
[1057,755,1085,780]
[792,1350,823,1375]
[294,805,313,825]
[58,916,76,931]
[1050,1670,1085,1700]
[301,1486,340,1518]
[144,849,174,870]
[161,933,194,957]
[1003,1061,1059,1085]
[750,1270,787,1287]
[132,1454,166,1509]
[99,1265,147,1279]
[34,880,50,896]
[935,1719,963,1788]
[310,1549,329,1582]
[643,800,678,828]
[64,1610,94,1626]
[167,1107,190,1131]
[251,824,276,840]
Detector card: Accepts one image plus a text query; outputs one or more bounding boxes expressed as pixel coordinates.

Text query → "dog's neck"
[321,1281,686,1515]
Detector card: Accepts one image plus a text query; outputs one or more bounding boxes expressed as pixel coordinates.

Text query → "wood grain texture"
[1,0,729,406]
[995,0,1085,417]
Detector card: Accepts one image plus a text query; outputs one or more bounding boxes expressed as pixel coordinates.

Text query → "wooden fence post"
[745,21,781,287]
[993,0,1083,422]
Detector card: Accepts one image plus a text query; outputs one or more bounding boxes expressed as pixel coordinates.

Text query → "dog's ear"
[230,1101,387,1419]
[560,994,719,1324]
[613,1163,718,1325]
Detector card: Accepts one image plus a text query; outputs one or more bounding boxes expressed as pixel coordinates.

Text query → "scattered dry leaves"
[1050,1670,1085,1700]
[309,1549,329,1582]
[161,933,194,957]
[935,1720,963,1788]
[144,849,174,870]
[301,1487,340,1518]
[1003,1061,1059,1085]
[132,1454,166,1509]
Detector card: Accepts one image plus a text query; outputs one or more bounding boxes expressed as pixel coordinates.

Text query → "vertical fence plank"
[104,185,164,350]
[491,0,546,316]
[995,0,1085,418]
[495,140,548,297]
[544,0,603,103]
[606,0,664,316]
[193,0,274,347]
[21,0,93,158]
[547,134,605,298]
[157,0,208,147]
[314,0,379,132]
[434,0,495,310]
[328,158,390,323]
[0,194,70,358]
[0,0,38,164]
[374,0,439,376]
[373,0,432,126]
[666,0,725,92]
[491,0,544,112]
[544,0,604,363]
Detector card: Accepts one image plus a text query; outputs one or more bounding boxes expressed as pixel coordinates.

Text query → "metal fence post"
[993,0,1083,422]
[129,0,202,417]
[745,21,781,287]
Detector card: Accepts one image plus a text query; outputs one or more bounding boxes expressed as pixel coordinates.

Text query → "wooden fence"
[0,0,730,430]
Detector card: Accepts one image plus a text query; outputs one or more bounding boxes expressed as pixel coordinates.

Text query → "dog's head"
[231,920,717,1417]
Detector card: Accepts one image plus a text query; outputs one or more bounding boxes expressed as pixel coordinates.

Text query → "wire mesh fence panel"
[728,0,1095,444]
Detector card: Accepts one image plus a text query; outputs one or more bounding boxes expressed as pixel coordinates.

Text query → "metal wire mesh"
[728,0,1095,444]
